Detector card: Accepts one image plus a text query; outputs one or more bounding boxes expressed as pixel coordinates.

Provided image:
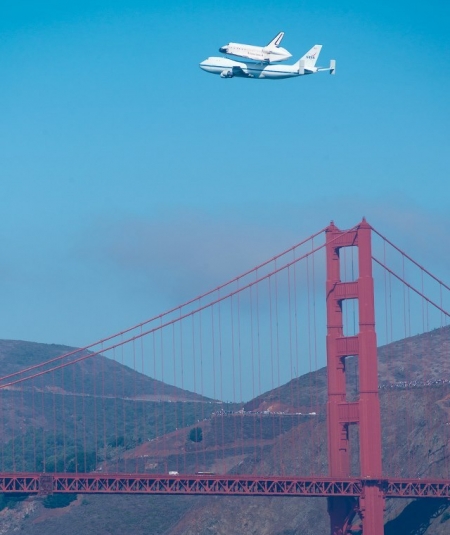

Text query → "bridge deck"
[1,473,450,498]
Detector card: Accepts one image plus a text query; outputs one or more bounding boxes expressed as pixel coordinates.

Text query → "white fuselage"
[199,57,313,80]
[219,43,292,63]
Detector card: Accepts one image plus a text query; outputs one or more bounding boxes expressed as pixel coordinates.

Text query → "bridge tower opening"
[326,219,384,535]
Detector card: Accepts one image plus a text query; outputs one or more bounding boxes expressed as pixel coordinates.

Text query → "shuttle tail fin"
[266,32,284,48]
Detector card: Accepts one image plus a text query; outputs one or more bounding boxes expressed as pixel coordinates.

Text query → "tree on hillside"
[188,427,203,443]
[43,494,77,509]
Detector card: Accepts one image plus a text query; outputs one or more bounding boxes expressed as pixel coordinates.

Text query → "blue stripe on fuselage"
[204,63,298,76]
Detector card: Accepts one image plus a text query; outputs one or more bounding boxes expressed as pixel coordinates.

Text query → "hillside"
[0,339,218,473]
[0,339,211,401]
[0,328,449,534]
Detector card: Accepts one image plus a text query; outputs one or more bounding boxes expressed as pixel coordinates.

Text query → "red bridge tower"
[326,219,385,535]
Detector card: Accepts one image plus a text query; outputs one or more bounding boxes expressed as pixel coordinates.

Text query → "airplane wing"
[232,65,253,77]
[220,65,253,78]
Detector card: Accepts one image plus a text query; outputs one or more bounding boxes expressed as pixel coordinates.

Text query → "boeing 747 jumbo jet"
[200,44,335,80]
[218,31,292,63]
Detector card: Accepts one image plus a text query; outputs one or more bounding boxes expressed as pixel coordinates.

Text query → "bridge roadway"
[1,473,450,498]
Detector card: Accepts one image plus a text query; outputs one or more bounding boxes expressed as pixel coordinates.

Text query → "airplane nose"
[219,47,227,53]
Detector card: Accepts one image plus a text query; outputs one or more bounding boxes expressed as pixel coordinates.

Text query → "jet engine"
[220,69,234,78]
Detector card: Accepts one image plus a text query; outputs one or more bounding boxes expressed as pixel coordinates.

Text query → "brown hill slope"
[0,327,450,534]
[0,339,210,401]
[0,339,217,473]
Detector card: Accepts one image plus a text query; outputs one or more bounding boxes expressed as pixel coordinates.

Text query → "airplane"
[218,31,292,63]
[200,44,335,80]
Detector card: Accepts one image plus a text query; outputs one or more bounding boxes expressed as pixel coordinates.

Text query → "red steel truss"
[0,474,362,496]
[1,474,450,499]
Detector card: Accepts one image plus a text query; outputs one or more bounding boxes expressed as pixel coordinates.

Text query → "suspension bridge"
[0,219,449,535]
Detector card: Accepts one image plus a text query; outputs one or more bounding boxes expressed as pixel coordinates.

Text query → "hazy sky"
[1,0,449,349]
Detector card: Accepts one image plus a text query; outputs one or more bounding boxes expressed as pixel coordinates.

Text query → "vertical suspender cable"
[199,299,206,471]
[293,252,302,476]
[31,377,37,472]
[133,339,137,473]
[306,255,313,475]
[211,306,218,472]
[101,343,107,473]
[256,268,263,472]
[121,340,127,470]
[402,255,412,477]
[274,263,283,475]
[11,389,15,471]
[180,312,186,473]
[191,314,198,473]
[160,318,166,472]
[172,323,178,473]
[20,375,26,471]
[230,294,237,468]
[51,370,56,472]
[112,347,118,473]
[218,291,225,473]
[268,275,276,469]
[0,388,3,471]
[152,332,158,465]
[80,357,87,472]
[72,364,77,473]
[61,367,66,472]
[237,286,244,462]
[40,375,45,472]
[92,356,99,469]
[287,265,294,476]
[250,284,258,470]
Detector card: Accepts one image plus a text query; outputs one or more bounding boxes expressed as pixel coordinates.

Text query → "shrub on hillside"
[43,493,77,509]
[188,427,203,443]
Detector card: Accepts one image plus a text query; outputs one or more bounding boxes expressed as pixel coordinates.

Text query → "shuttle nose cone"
[278,47,292,61]
[219,46,227,53]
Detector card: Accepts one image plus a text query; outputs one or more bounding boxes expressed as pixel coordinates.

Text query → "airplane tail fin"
[300,44,322,68]
[266,31,284,48]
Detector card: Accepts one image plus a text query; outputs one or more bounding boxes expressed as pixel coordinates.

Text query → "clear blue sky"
[1,0,449,348]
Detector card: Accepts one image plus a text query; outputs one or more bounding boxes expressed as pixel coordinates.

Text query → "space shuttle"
[200,44,336,80]
[219,32,292,63]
